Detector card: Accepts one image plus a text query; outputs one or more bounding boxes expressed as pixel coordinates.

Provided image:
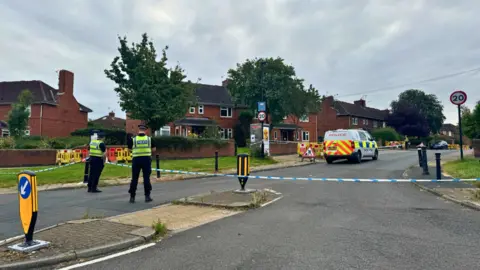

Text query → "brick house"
[126,81,244,139]
[316,96,389,140]
[91,111,126,130]
[251,113,318,142]
[0,70,92,137]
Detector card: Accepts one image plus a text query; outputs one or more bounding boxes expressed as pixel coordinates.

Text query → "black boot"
[91,188,102,193]
[145,195,153,203]
[129,196,135,203]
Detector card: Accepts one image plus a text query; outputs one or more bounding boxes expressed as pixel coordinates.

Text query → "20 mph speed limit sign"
[258,111,266,122]
[450,90,467,105]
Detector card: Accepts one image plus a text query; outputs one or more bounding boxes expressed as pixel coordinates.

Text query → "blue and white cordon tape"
[105,162,480,183]
[0,162,79,175]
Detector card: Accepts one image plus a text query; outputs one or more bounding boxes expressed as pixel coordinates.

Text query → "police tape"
[105,162,480,182]
[0,162,80,175]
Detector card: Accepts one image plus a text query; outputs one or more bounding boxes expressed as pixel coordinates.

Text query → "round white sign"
[258,111,266,121]
[450,90,467,105]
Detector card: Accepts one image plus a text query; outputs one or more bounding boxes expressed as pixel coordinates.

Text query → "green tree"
[227,57,321,126]
[105,33,194,132]
[7,89,33,138]
[234,111,254,147]
[462,101,480,139]
[390,89,445,134]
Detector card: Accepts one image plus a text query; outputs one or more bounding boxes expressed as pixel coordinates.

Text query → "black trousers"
[88,156,104,190]
[129,156,152,197]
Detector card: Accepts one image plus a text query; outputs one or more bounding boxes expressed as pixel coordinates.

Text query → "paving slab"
[0,220,147,268]
[178,189,281,209]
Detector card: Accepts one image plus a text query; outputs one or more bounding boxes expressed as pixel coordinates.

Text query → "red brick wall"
[269,142,297,155]
[0,149,57,167]
[317,98,350,138]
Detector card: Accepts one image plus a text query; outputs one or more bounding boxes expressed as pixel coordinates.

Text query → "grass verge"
[443,158,480,187]
[0,156,277,188]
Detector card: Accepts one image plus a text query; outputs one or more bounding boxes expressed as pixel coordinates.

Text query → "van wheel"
[326,157,334,164]
[355,152,362,163]
[372,150,378,160]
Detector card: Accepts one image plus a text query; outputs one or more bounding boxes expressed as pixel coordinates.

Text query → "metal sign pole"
[458,104,464,160]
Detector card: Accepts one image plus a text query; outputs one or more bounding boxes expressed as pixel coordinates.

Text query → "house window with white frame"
[189,106,195,114]
[363,119,368,125]
[302,131,309,141]
[382,121,386,128]
[373,121,378,128]
[220,107,232,118]
[156,126,171,136]
[2,129,9,137]
[220,128,233,139]
[198,105,204,114]
[299,115,309,122]
[352,117,358,125]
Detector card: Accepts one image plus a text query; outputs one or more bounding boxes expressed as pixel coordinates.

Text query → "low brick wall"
[269,142,298,156]
[0,149,57,168]
[473,139,480,158]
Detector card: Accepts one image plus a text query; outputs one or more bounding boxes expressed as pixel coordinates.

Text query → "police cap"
[138,124,147,131]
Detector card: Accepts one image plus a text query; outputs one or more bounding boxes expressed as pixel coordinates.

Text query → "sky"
[0,0,479,125]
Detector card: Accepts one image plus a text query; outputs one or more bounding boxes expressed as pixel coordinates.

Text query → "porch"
[173,117,219,137]
[272,123,300,141]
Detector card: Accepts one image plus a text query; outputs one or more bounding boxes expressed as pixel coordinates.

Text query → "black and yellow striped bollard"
[237,154,250,191]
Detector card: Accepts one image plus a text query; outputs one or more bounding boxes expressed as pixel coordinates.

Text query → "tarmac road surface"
[57,150,480,270]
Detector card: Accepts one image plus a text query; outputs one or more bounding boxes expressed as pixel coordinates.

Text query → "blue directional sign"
[257,102,266,112]
[18,176,31,200]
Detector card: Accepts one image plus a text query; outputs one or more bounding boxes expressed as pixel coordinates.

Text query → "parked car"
[431,140,449,150]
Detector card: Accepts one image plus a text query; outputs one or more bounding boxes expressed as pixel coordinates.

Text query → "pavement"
[3,149,480,269]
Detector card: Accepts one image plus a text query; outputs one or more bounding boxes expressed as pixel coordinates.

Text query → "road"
[57,149,479,270]
[0,150,451,240]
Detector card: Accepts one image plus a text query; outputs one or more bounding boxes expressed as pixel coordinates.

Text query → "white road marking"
[260,196,283,208]
[58,243,156,270]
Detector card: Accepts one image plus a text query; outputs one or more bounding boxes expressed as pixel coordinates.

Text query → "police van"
[323,129,378,164]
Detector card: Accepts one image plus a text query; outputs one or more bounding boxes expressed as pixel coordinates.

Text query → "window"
[189,106,195,114]
[363,119,368,125]
[373,121,378,128]
[26,105,31,117]
[302,131,309,141]
[382,122,386,128]
[359,131,367,141]
[198,105,204,114]
[220,107,232,118]
[156,126,170,136]
[352,117,358,125]
[299,115,309,122]
[2,129,9,137]
[220,128,233,139]
[274,131,277,139]
[448,131,452,137]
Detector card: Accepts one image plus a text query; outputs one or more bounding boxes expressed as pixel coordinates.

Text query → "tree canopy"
[462,100,480,139]
[7,89,33,138]
[390,89,445,134]
[387,100,430,137]
[226,57,322,125]
[105,33,194,132]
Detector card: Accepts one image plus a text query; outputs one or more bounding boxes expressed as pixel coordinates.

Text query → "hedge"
[151,136,228,150]
[371,127,401,144]
[71,128,127,145]
[0,136,89,149]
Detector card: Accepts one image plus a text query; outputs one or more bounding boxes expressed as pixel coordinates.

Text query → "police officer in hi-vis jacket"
[87,131,106,193]
[127,124,156,203]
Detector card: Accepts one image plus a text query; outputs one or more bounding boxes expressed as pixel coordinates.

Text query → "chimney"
[222,79,229,88]
[58,70,74,96]
[109,111,115,118]
[354,99,366,107]
[324,96,334,107]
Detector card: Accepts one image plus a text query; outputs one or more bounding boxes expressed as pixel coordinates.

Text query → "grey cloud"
[0,0,479,124]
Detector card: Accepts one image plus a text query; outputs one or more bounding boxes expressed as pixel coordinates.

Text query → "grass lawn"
[0,155,276,188]
[443,158,480,187]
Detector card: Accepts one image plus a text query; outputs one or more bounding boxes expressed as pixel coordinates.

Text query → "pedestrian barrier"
[107,148,116,163]
[56,149,73,165]
[297,142,324,158]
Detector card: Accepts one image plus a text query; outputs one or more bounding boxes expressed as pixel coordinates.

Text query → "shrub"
[0,137,15,149]
[48,136,89,149]
[249,143,264,158]
[151,136,228,150]
[371,127,401,144]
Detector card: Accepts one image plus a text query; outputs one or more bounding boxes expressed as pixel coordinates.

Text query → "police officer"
[127,124,156,203]
[87,130,106,193]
